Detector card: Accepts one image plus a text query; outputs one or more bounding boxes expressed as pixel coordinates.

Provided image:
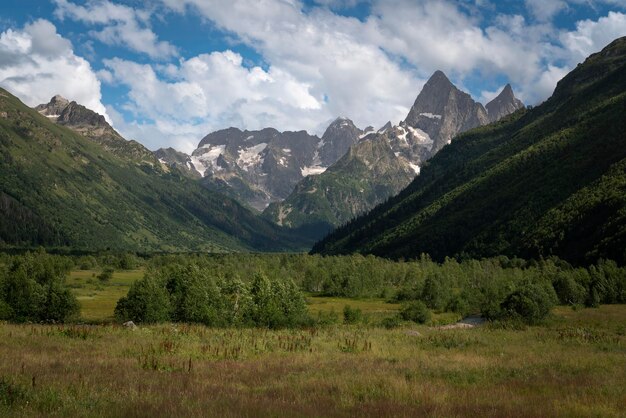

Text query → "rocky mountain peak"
[319,116,362,166]
[486,84,524,122]
[57,101,109,128]
[35,95,70,119]
[155,147,200,179]
[404,70,489,154]
[34,96,156,164]
[426,70,454,89]
[378,121,392,133]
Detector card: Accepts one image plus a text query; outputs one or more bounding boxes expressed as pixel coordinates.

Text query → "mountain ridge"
[1,89,310,252]
[263,73,524,236]
[312,37,626,265]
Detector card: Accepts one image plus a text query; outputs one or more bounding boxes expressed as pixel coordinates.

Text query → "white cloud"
[0,19,107,118]
[158,0,420,133]
[53,0,177,59]
[560,11,626,62]
[102,51,331,151]
[93,0,623,152]
[525,0,568,21]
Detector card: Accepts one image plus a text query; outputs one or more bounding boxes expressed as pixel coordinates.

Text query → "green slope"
[262,136,415,237]
[0,89,309,252]
[312,37,626,265]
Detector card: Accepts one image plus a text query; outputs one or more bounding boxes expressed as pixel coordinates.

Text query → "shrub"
[250,272,308,328]
[446,294,470,317]
[421,276,447,310]
[343,305,363,324]
[381,315,402,329]
[400,301,431,324]
[115,267,309,328]
[553,274,586,305]
[97,267,114,283]
[499,282,557,324]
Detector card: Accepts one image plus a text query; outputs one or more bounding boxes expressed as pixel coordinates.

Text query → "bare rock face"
[57,101,109,128]
[486,84,525,122]
[404,70,489,154]
[187,117,364,211]
[154,147,201,179]
[34,95,69,119]
[318,117,362,166]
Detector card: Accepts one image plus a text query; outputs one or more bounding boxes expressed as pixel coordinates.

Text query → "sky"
[1,0,625,153]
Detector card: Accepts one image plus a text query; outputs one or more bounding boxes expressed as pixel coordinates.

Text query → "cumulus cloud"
[53,0,178,59]
[94,0,625,152]
[0,19,107,118]
[560,11,626,62]
[157,0,569,107]
[103,51,333,151]
[14,0,618,153]
[161,0,419,127]
[525,0,568,21]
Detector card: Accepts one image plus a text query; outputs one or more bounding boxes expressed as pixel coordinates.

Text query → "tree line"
[1,251,625,326]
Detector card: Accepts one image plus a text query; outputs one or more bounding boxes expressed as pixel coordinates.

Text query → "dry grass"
[0,305,624,417]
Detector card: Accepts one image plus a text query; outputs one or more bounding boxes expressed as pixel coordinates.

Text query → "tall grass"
[0,305,624,417]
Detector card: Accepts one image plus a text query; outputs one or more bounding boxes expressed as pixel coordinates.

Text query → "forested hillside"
[0,89,310,252]
[313,37,626,265]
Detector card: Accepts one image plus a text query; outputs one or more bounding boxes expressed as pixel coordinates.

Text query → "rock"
[123,321,137,330]
[318,117,362,166]
[404,70,489,155]
[486,84,525,122]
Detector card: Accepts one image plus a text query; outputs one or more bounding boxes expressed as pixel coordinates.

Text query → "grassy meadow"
[0,267,625,417]
[67,269,143,322]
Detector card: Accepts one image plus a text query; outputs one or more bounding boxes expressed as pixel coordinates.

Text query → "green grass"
[0,305,624,416]
[67,269,143,322]
[307,295,399,314]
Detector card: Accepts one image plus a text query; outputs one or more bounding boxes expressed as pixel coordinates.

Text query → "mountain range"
[312,37,626,265]
[158,118,364,211]
[262,72,524,235]
[156,71,523,237]
[4,36,621,264]
[0,90,311,252]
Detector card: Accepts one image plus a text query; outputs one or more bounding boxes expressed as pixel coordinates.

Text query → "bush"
[400,301,431,324]
[421,276,447,310]
[343,305,363,324]
[499,282,557,324]
[381,315,402,329]
[97,267,114,283]
[446,294,470,317]
[250,272,308,328]
[553,274,586,305]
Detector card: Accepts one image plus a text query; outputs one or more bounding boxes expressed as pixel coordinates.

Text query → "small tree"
[400,301,431,324]
[115,274,171,323]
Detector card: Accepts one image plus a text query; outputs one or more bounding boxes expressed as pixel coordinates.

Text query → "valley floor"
[1,303,624,417]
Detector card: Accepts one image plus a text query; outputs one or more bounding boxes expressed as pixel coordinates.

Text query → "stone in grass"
[123,321,137,330]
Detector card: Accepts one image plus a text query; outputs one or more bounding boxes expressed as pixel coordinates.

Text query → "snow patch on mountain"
[419,112,442,120]
[237,143,267,171]
[406,126,433,145]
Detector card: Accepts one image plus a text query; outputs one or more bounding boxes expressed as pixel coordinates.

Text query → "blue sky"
[1,0,625,152]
